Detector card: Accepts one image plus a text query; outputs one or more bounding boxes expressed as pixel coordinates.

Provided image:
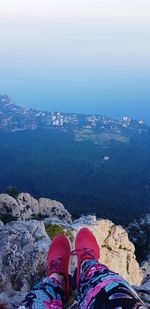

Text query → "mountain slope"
[1,95,150,225]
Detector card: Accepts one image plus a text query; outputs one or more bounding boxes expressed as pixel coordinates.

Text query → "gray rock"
[0,193,72,224]
[44,216,72,227]
[0,220,50,293]
[0,194,20,223]
[141,260,150,279]
[73,215,97,226]
[0,220,4,228]
[0,290,27,309]
[134,275,150,308]
[17,193,39,220]
[39,197,72,223]
[0,214,148,308]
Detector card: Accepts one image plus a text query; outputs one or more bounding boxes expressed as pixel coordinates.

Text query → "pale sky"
[0,0,150,121]
[0,0,150,19]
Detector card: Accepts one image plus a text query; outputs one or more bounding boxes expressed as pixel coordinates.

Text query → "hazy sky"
[0,0,150,121]
[1,0,150,19]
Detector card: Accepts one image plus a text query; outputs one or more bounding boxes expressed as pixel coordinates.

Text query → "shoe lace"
[48,257,62,274]
[71,248,95,259]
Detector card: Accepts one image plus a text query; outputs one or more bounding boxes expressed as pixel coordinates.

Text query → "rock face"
[72,218,142,286]
[0,217,141,291]
[0,193,72,224]
[137,260,150,307]
[0,220,4,228]
[0,194,20,221]
[141,260,150,279]
[0,220,50,294]
[136,278,150,308]
[0,206,146,308]
[127,214,150,263]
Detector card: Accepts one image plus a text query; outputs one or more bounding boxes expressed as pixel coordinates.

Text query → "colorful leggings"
[18,260,147,309]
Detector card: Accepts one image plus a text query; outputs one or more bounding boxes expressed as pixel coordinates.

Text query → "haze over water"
[0,0,150,122]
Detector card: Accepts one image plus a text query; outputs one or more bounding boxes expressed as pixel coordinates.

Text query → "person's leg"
[78,259,147,309]
[74,228,147,309]
[18,234,71,309]
[18,274,64,308]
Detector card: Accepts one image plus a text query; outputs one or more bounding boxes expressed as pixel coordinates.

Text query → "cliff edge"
[0,193,149,308]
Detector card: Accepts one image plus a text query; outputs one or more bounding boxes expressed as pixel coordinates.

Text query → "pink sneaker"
[47,234,71,301]
[74,228,100,289]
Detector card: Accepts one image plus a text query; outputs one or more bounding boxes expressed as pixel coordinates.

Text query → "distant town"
[0,94,147,136]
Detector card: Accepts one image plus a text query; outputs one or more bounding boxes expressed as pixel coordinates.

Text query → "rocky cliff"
[0,193,72,224]
[0,193,149,308]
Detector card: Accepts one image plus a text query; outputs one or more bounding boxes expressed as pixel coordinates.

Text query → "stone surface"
[134,275,150,308]
[0,194,20,222]
[17,193,39,220]
[0,220,50,294]
[39,197,72,222]
[0,213,147,308]
[0,291,27,309]
[72,218,142,286]
[141,260,150,279]
[0,193,72,224]
[0,220,4,228]
[138,260,150,307]
[127,214,150,264]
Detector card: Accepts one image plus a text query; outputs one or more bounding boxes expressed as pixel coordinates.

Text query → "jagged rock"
[44,216,72,227]
[137,260,150,307]
[126,214,150,263]
[0,214,144,308]
[71,218,142,285]
[134,275,150,308]
[0,193,72,224]
[73,214,97,225]
[0,220,50,294]
[39,198,72,222]
[0,291,27,309]
[17,193,39,220]
[0,220,4,228]
[0,194,20,222]
[141,260,150,279]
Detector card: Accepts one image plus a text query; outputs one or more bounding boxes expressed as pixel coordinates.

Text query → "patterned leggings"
[18,260,147,309]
